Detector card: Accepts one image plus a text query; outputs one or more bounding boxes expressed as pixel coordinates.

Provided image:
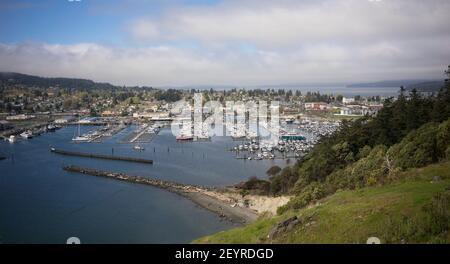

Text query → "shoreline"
[63,165,260,224]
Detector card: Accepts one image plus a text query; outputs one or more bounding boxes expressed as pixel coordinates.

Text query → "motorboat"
[133,145,145,151]
[8,135,16,143]
[20,130,33,139]
[72,136,90,142]
[176,135,194,141]
[47,124,57,132]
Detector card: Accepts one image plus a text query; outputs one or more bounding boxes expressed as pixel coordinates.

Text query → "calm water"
[0,126,287,243]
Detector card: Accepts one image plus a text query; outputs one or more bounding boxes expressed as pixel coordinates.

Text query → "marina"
[120,122,164,143]
[226,119,340,160]
[72,123,128,143]
[2,0,445,247]
[0,105,342,244]
[0,124,285,243]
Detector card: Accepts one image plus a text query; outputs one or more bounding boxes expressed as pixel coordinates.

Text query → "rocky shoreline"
[63,165,258,224]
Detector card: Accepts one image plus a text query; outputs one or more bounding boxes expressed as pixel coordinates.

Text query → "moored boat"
[133,145,145,151]
[8,135,16,143]
[20,130,33,139]
[176,135,194,141]
[47,124,57,132]
[72,136,90,142]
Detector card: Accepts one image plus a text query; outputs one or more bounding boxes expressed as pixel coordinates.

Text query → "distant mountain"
[0,72,118,90]
[347,79,444,92]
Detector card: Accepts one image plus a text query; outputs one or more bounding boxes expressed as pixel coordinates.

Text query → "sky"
[0,0,449,87]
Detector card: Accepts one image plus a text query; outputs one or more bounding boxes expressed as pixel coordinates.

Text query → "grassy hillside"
[194,161,450,244]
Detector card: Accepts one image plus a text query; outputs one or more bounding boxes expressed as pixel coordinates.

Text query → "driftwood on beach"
[63,165,258,224]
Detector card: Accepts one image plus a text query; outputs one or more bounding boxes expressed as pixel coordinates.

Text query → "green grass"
[194,162,450,244]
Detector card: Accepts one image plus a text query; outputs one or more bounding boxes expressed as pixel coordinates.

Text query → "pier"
[50,148,153,164]
[62,165,257,223]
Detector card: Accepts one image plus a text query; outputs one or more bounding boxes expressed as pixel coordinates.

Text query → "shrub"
[266,166,282,178]
[270,167,298,195]
[236,176,270,195]
[357,145,372,160]
[381,191,450,243]
[325,145,388,190]
[422,191,450,235]
[436,118,450,160]
[277,182,325,214]
[388,122,439,170]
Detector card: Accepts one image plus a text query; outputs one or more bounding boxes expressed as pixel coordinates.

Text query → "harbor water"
[0,125,287,243]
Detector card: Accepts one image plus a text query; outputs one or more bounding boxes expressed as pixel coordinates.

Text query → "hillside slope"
[194,161,450,244]
[0,72,118,90]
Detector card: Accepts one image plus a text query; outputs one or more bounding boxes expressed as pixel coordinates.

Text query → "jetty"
[63,165,257,224]
[50,148,153,164]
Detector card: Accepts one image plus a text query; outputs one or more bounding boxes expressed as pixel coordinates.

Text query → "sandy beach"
[179,187,290,223]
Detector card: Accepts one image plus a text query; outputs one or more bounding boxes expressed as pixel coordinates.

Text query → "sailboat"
[72,124,89,142]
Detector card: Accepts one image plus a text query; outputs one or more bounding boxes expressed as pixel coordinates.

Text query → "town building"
[6,114,36,121]
[304,102,330,111]
[342,97,355,104]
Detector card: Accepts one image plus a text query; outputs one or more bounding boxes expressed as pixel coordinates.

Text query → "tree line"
[238,66,450,214]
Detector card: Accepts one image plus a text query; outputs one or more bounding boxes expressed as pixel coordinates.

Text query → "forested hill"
[197,66,450,244]
[0,72,119,90]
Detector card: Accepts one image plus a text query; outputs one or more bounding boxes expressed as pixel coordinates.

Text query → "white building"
[304,102,329,110]
[339,105,382,116]
[6,114,35,121]
[54,116,76,124]
[132,112,171,120]
[342,97,355,104]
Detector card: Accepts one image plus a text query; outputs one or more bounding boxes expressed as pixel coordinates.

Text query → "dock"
[130,124,149,143]
[50,148,153,164]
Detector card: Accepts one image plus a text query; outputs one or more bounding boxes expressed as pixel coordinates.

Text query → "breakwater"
[63,165,206,192]
[63,165,257,224]
[50,148,153,164]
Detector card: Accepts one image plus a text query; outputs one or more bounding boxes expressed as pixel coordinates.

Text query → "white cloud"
[1,0,449,86]
[129,20,161,41]
[1,39,447,86]
[128,0,450,48]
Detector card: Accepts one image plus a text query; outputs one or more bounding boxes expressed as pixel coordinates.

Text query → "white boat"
[8,135,16,143]
[20,131,33,139]
[72,124,89,142]
[72,136,90,142]
[47,124,57,132]
[176,135,193,141]
[133,145,145,151]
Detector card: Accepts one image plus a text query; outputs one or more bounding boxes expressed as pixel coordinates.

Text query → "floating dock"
[50,148,153,164]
